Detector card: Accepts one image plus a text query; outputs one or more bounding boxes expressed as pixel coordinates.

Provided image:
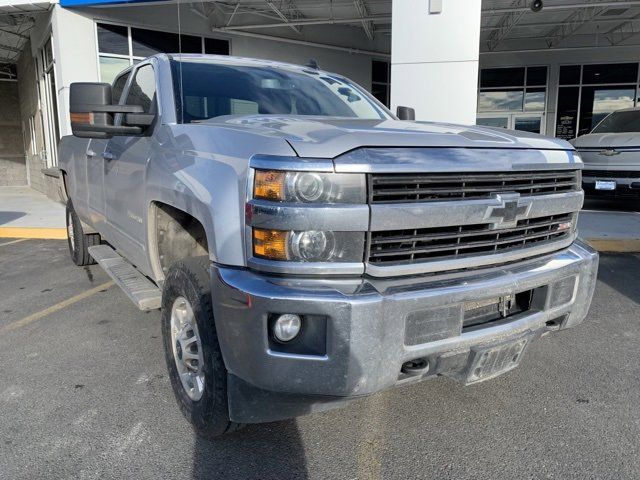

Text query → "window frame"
[94,20,230,84]
[555,61,640,139]
[477,65,549,114]
[371,59,391,108]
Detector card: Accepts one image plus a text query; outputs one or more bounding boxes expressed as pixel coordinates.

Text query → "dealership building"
[1,0,640,196]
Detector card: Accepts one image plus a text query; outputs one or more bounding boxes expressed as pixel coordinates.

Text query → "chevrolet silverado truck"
[58,54,599,438]
[571,107,640,200]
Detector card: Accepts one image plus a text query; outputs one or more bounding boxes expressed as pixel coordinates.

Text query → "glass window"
[524,88,546,111]
[480,68,525,88]
[555,87,579,140]
[112,71,130,104]
[526,66,547,86]
[478,90,524,112]
[97,23,129,55]
[476,117,509,129]
[514,116,541,134]
[592,109,640,133]
[204,38,230,55]
[582,63,638,85]
[132,28,179,57]
[180,35,202,54]
[372,60,389,83]
[125,65,156,113]
[559,65,581,85]
[99,56,130,84]
[578,86,635,135]
[171,59,390,123]
[371,83,389,107]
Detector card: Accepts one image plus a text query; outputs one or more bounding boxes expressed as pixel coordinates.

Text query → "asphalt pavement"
[0,239,639,480]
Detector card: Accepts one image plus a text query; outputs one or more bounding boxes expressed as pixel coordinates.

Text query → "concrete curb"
[0,227,67,240]
[585,238,640,253]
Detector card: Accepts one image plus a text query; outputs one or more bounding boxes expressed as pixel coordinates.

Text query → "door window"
[125,65,156,113]
[112,71,130,104]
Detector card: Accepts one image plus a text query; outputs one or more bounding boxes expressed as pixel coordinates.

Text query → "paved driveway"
[1,239,638,479]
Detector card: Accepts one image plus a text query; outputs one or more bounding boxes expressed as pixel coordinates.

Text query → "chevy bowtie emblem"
[599,149,620,156]
[485,193,533,230]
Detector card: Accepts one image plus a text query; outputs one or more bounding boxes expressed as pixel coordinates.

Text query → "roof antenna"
[305,58,320,70]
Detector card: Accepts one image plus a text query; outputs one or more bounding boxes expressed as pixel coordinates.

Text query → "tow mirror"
[396,106,416,121]
[70,82,153,139]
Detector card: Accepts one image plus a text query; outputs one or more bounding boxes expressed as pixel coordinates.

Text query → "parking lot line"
[0,238,30,247]
[0,281,114,333]
[0,227,67,240]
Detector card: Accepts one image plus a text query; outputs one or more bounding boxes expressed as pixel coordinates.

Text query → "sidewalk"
[579,209,640,253]
[0,187,66,239]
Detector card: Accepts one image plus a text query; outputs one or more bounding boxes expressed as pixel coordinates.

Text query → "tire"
[161,257,242,438]
[66,200,100,266]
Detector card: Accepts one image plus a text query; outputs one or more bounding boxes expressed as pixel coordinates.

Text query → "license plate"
[465,336,530,384]
[595,180,616,191]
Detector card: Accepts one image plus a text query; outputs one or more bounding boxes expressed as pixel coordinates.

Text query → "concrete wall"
[480,45,640,137]
[391,0,482,124]
[16,41,47,193]
[0,81,27,186]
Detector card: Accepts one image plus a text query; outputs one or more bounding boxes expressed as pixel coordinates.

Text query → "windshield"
[170,59,391,123]
[592,110,640,134]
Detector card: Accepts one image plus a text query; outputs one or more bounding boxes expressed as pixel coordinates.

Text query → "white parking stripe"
[0,238,29,247]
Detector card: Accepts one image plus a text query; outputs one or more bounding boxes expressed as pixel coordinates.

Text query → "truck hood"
[571,132,640,149]
[202,115,573,158]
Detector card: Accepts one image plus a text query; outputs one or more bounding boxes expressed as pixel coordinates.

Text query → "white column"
[51,6,100,137]
[391,0,481,125]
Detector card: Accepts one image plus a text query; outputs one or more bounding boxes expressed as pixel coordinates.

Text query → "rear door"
[103,63,157,263]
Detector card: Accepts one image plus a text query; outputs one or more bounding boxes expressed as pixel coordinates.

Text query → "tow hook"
[401,358,430,376]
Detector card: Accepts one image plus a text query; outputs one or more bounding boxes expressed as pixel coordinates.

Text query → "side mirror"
[70,82,153,139]
[396,106,416,121]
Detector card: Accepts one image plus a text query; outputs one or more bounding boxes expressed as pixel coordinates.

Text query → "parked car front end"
[212,144,599,424]
[572,107,640,199]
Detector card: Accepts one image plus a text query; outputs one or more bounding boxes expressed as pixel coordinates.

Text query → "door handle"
[102,151,115,161]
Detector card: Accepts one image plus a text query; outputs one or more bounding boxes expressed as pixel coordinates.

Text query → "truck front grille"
[368,213,574,265]
[583,169,640,179]
[370,170,580,204]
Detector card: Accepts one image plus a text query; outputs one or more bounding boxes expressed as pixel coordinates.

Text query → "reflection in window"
[99,56,131,85]
[579,87,635,135]
[476,117,509,129]
[524,89,546,111]
[478,90,524,112]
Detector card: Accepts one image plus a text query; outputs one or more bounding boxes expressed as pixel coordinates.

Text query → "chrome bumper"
[211,240,598,423]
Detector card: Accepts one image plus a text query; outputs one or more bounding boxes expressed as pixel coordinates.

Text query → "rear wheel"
[161,257,242,438]
[66,201,100,266]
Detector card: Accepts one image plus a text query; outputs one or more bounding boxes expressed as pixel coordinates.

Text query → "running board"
[88,245,161,310]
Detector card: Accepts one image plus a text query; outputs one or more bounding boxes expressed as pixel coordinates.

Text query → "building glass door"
[36,37,60,167]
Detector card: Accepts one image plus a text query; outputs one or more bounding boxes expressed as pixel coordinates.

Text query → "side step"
[88,245,162,310]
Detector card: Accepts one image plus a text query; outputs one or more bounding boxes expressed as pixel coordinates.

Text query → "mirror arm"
[72,123,142,136]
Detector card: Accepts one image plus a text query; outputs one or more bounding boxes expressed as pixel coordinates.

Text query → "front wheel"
[66,200,100,266]
[161,257,242,438]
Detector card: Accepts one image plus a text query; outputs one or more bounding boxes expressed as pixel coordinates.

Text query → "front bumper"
[211,240,598,423]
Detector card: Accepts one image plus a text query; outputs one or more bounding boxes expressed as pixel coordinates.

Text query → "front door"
[104,63,157,264]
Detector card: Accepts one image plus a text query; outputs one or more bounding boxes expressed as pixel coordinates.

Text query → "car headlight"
[253,228,364,262]
[254,170,366,204]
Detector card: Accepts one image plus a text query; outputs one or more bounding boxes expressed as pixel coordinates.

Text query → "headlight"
[253,170,365,204]
[253,228,364,262]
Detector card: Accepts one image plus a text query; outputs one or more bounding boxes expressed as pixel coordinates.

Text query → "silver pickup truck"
[59,54,598,438]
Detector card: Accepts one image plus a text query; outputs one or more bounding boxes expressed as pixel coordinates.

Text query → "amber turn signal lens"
[253,228,289,260]
[70,112,94,124]
[254,170,286,201]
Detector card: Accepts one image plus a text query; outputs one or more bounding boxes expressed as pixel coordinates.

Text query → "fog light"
[273,314,302,342]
